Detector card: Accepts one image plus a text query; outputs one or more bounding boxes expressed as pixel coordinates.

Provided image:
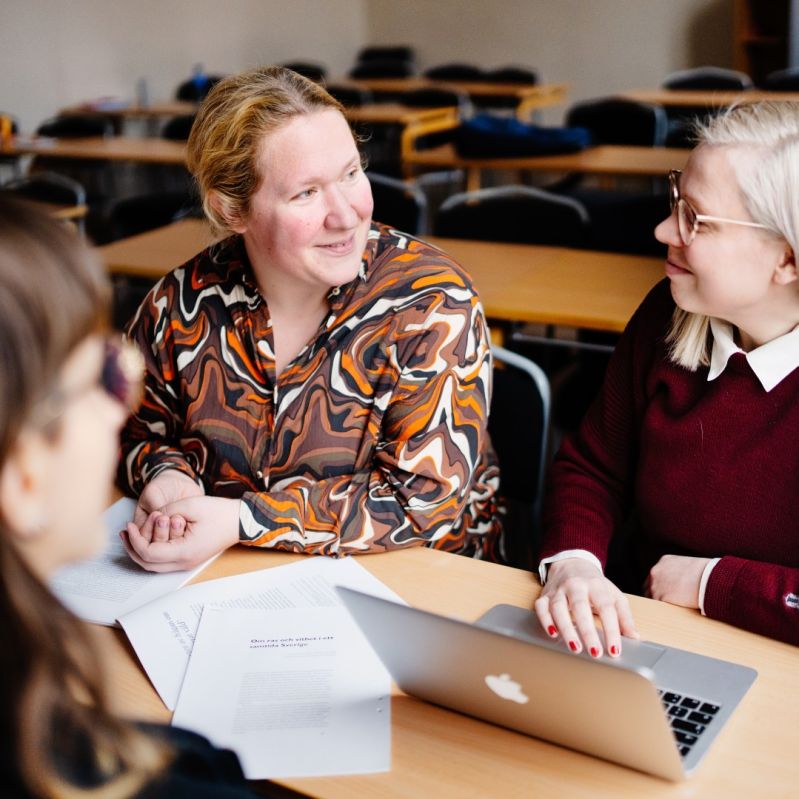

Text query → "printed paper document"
[172,605,391,778]
[50,498,212,626]
[119,556,404,709]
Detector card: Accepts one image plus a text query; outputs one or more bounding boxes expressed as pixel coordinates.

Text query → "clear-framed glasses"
[668,169,768,247]
[34,335,144,430]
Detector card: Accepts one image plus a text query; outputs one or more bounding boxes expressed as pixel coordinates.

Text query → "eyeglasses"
[668,169,768,247]
[34,336,144,430]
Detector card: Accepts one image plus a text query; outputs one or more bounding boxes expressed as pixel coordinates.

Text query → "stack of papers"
[51,498,395,779]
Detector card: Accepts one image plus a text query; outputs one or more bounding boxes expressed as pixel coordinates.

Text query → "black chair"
[2,172,87,233]
[280,61,327,82]
[662,66,752,90]
[326,84,373,107]
[424,63,485,82]
[368,172,427,235]
[175,74,222,102]
[349,60,415,79]
[162,114,196,141]
[434,186,590,247]
[661,67,752,147]
[565,98,668,146]
[490,345,551,570]
[761,67,799,90]
[36,115,113,138]
[105,189,198,241]
[400,87,473,117]
[357,46,415,65]
[482,66,537,85]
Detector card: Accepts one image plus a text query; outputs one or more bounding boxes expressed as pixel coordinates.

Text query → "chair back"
[490,345,551,569]
[368,172,427,235]
[36,115,113,138]
[662,66,752,90]
[175,75,222,101]
[106,190,197,242]
[482,66,537,85]
[424,63,485,82]
[326,85,373,107]
[3,171,86,207]
[162,114,196,141]
[434,186,590,247]
[400,88,473,117]
[357,46,415,65]
[566,98,667,146]
[349,59,414,79]
[761,67,799,91]
[280,61,327,82]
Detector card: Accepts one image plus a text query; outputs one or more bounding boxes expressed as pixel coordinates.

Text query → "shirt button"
[256,470,263,479]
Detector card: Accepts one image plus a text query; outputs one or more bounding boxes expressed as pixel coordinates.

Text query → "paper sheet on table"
[50,497,214,626]
[172,605,391,778]
[119,556,405,709]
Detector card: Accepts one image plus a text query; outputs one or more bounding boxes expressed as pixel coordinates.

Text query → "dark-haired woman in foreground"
[0,197,268,797]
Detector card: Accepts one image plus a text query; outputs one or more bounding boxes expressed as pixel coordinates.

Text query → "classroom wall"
[365,0,734,119]
[3,0,733,133]
[2,0,368,132]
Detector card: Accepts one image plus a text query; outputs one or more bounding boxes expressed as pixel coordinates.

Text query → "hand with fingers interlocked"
[534,557,639,659]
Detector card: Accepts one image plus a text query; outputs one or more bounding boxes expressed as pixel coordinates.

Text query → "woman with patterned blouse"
[118,66,503,570]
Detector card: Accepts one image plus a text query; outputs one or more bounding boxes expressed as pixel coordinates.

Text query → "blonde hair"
[187,65,344,235]
[667,102,799,369]
[0,197,168,798]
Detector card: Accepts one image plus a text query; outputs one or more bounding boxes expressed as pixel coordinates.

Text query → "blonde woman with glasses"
[535,102,799,655]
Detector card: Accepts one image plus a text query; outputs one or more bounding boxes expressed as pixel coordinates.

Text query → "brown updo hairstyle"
[0,197,166,797]
[187,65,345,235]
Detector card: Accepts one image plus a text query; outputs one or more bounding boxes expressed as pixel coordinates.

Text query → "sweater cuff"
[701,556,748,621]
[538,549,603,585]
[698,558,721,615]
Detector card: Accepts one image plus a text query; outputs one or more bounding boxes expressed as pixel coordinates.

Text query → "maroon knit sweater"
[541,279,799,646]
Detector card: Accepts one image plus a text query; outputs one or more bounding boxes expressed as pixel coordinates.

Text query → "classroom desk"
[59,100,199,120]
[403,143,690,191]
[336,79,569,118]
[97,219,664,334]
[620,88,799,108]
[3,135,188,164]
[94,544,799,798]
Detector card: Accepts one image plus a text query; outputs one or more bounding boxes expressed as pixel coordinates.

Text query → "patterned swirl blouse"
[118,223,503,559]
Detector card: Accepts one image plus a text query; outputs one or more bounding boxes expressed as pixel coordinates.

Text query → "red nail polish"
[547,625,558,637]
[610,645,619,656]
[590,646,599,657]
[568,640,579,652]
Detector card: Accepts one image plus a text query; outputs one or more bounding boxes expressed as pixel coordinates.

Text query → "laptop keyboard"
[658,690,721,757]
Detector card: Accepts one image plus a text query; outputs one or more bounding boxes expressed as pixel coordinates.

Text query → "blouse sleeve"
[117,276,205,496]
[704,557,799,646]
[238,286,493,555]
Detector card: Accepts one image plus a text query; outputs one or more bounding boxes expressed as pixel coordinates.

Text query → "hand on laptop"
[534,557,639,659]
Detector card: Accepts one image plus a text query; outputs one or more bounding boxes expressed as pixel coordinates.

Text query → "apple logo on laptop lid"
[484,673,529,704]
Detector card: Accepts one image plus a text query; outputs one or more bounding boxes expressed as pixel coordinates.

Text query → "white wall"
[365,0,733,121]
[2,0,734,132]
[3,0,368,132]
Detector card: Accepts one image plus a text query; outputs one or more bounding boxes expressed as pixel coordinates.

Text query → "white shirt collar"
[708,317,799,392]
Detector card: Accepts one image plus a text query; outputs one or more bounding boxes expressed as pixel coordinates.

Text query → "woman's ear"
[208,190,246,235]
[774,245,797,286]
[0,431,50,541]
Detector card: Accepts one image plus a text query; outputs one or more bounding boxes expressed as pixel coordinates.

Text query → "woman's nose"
[325,187,359,228]
[655,208,682,248]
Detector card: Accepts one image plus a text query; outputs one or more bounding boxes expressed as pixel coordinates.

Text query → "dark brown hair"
[0,197,166,797]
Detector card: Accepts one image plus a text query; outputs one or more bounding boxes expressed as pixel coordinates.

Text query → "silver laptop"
[336,587,757,782]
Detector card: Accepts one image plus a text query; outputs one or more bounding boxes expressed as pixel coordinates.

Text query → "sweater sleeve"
[703,556,799,645]
[117,273,205,496]
[238,292,493,556]
[540,280,673,567]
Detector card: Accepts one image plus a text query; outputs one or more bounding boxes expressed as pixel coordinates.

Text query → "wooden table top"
[97,219,664,334]
[4,135,188,164]
[59,100,199,119]
[621,88,799,107]
[95,545,799,798]
[338,77,569,101]
[405,143,689,177]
